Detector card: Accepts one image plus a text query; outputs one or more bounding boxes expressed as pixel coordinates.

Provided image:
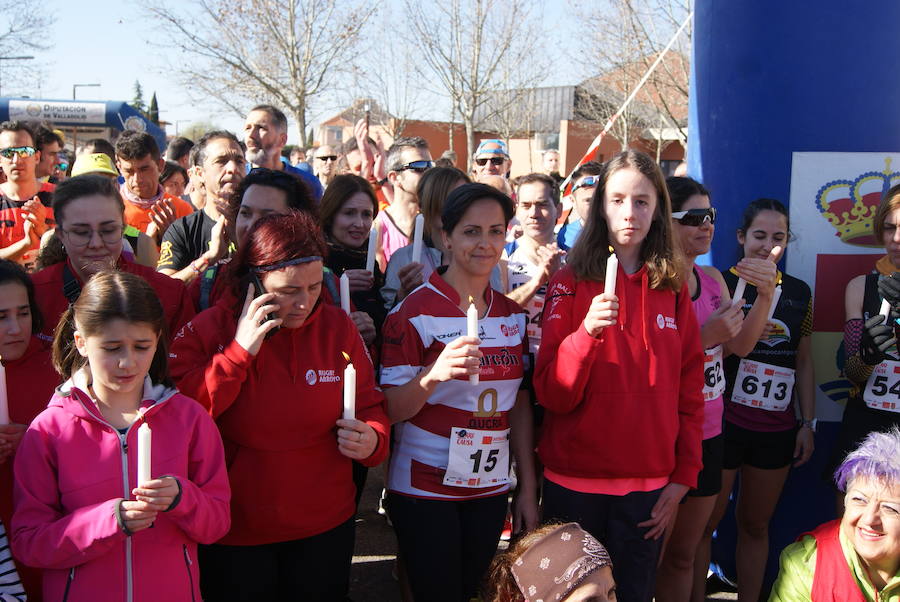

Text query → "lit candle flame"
[341,351,351,362]
[608,245,614,254]
[468,296,475,304]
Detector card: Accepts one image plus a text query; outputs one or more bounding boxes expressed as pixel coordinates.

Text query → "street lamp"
[0,56,35,96]
[72,83,100,100]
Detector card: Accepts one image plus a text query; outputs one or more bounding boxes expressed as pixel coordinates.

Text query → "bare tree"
[406,0,548,169]
[142,0,374,140]
[573,0,691,147]
[0,0,54,95]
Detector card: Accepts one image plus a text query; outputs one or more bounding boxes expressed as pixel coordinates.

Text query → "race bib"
[443,427,511,488]
[730,359,795,411]
[702,345,726,401]
[863,360,900,413]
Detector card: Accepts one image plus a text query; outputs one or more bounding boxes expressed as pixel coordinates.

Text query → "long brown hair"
[568,150,682,292]
[52,270,172,386]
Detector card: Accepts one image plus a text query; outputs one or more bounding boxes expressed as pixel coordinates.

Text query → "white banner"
[8,100,106,125]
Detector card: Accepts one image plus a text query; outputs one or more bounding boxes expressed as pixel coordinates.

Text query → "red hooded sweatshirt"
[534,265,704,488]
[168,297,390,545]
[31,256,195,342]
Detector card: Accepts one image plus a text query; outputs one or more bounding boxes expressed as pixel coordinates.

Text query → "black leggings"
[542,479,663,602]
[198,518,355,602]
[387,492,507,602]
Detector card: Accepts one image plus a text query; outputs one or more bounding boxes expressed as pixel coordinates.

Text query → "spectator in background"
[557,161,603,251]
[165,136,195,169]
[373,137,432,269]
[160,160,189,199]
[435,150,458,168]
[541,149,562,182]
[472,139,511,179]
[290,146,313,174]
[0,121,54,268]
[242,104,323,201]
[33,124,63,187]
[314,144,339,190]
[115,131,194,246]
[158,130,245,284]
[79,137,116,162]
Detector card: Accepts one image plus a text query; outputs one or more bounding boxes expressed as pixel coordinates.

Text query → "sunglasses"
[672,207,717,226]
[316,155,338,162]
[397,160,434,173]
[57,162,69,171]
[572,175,601,192]
[0,146,36,159]
[475,156,506,167]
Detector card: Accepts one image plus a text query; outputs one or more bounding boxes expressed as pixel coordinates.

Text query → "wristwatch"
[800,418,817,432]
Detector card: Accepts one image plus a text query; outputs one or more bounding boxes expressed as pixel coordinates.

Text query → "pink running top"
[378,212,411,266]
[693,267,725,439]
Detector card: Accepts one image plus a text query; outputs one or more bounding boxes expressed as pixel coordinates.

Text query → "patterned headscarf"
[510,523,613,602]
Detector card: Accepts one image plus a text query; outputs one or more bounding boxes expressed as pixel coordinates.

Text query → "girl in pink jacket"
[11,270,230,602]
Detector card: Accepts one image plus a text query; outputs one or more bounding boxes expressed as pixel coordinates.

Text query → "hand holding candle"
[137,420,152,487]
[341,351,356,420]
[411,214,425,265]
[340,273,351,315]
[604,246,618,296]
[467,296,480,386]
[365,225,378,274]
[767,282,782,321]
[0,357,8,425]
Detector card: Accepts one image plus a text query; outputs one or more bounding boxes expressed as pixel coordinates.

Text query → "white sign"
[8,100,107,125]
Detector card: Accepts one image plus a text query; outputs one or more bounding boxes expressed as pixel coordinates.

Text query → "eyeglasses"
[316,155,338,162]
[0,146,36,159]
[672,207,717,227]
[475,157,506,167]
[397,160,434,173]
[61,224,124,247]
[572,175,601,192]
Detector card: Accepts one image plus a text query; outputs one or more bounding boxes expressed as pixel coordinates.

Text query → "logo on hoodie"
[657,313,677,330]
[306,369,317,385]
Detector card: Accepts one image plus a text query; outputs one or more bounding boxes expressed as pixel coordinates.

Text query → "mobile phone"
[250,272,279,338]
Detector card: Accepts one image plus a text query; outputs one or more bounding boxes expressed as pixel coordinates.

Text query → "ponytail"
[51,305,82,380]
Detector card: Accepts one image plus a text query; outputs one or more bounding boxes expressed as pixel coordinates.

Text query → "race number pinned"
[443,427,510,488]
[702,345,726,401]
[863,360,900,413]
[730,359,795,411]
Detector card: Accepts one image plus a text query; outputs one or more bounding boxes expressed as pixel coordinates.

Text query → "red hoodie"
[31,256,195,342]
[534,265,704,488]
[1,337,58,601]
[168,297,390,545]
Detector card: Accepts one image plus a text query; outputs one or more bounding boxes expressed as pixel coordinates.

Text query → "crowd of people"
[0,102,899,602]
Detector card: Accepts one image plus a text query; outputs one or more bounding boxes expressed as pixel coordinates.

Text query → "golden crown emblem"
[816,158,900,247]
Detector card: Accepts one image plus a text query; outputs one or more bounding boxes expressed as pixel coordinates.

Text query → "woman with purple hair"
[770,427,900,600]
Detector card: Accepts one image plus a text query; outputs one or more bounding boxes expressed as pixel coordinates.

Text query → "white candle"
[732,278,747,307]
[881,298,892,320]
[411,214,425,264]
[0,358,8,425]
[342,351,356,420]
[467,296,479,386]
[137,421,152,486]
[767,285,782,321]
[340,273,351,315]
[365,225,378,273]
[604,246,618,296]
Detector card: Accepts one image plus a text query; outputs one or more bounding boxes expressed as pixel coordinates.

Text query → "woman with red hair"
[169,211,390,601]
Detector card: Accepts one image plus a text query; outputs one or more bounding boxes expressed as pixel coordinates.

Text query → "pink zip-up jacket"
[11,370,231,602]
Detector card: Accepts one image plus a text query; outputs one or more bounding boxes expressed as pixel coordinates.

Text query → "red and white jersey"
[380,270,527,500]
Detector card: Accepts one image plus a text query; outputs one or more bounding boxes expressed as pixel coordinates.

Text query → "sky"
[4,0,577,146]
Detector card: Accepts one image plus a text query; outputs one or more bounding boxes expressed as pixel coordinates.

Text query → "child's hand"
[119,500,158,533]
[132,476,180,512]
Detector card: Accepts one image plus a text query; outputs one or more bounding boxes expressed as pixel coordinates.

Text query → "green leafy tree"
[148,92,159,125]
[131,80,147,116]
